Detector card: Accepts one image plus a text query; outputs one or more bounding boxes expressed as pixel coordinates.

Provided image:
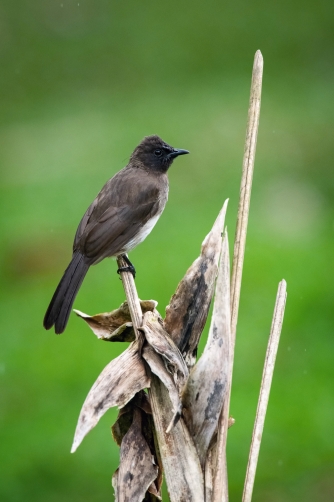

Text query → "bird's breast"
[121,211,163,253]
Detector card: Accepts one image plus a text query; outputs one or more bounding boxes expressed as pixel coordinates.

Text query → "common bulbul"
[43,135,189,334]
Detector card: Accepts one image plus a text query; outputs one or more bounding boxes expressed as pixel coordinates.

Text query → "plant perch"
[69,51,287,501]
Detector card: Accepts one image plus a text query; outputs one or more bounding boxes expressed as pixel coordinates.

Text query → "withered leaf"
[112,398,162,501]
[182,231,231,466]
[142,345,182,433]
[112,392,153,448]
[75,311,135,342]
[71,341,150,452]
[117,407,158,502]
[112,469,119,502]
[137,393,152,415]
[112,404,134,447]
[149,376,205,502]
[141,311,189,390]
[147,481,162,500]
[74,300,158,341]
[164,200,228,367]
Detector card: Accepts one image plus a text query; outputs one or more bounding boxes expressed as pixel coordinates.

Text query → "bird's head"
[131,135,189,172]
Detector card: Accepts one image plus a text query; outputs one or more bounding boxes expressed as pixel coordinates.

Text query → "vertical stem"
[116,255,143,343]
[211,231,231,502]
[230,50,263,347]
[214,51,263,502]
[242,280,287,502]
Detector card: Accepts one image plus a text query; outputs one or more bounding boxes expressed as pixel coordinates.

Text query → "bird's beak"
[169,148,190,159]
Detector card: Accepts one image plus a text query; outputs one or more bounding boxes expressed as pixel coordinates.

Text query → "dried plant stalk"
[210,231,231,502]
[117,255,143,337]
[242,280,287,502]
[208,50,263,502]
[230,50,263,346]
[150,377,205,502]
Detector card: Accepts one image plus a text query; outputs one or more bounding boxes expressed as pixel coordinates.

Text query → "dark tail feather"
[43,252,89,334]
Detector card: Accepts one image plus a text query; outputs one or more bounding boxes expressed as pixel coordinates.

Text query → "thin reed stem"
[242,280,287,502]
[230,50,263,347]
[217,50,263,502]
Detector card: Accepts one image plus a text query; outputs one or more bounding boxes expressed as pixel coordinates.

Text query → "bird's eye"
[154,149,162,157]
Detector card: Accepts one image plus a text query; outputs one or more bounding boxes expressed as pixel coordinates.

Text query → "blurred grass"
[0,1,334,501]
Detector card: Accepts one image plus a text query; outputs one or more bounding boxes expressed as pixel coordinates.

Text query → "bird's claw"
[117,265,136,279]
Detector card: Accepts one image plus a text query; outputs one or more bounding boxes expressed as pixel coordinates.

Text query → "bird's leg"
[117,254,136,279]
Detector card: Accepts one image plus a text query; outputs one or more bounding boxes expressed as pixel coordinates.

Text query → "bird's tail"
[43,251,89,334]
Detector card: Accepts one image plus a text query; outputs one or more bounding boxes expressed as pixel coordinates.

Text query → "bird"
[43,135,189,334]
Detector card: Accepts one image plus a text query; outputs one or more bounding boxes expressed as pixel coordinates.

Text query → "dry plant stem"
[211,232,231,502]
[213,51,263,502]
[150,377,205,502]
[230,50,263,346]
[117,256,143,342]
[242,280,287,502]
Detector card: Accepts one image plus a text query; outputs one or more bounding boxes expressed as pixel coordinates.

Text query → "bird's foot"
[117,255,136,279]
[117,265,136,278]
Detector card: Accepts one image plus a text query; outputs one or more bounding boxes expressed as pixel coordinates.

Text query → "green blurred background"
[1,1,333,500]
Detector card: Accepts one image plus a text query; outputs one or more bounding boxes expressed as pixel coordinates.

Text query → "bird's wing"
[78,199,159,263]
[73,198,98,248]
[72,167,167,263]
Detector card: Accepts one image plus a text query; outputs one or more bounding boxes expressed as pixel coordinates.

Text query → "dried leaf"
[147,481,162,500]
[74,300,158,341]
[112,469,119,502]
[141,311,189,390]
[164,200,228,367]
[137,393,152,415]
[204,447,215,502]
[112,393,154,448]
[112,404,134,447]
[205,416,235,502]
[112,396,162,501]
[148,420,163,500]
[75,311,135,342]
[149,376,205,502]
[71,341,150,452]
[142,345,182,433]
[182,231,231,466]
[117,407,158,502]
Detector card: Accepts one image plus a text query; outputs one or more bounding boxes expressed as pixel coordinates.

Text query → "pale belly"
[120,212,162,253]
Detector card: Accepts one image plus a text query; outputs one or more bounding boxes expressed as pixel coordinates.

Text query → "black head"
[131,135,189,172]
